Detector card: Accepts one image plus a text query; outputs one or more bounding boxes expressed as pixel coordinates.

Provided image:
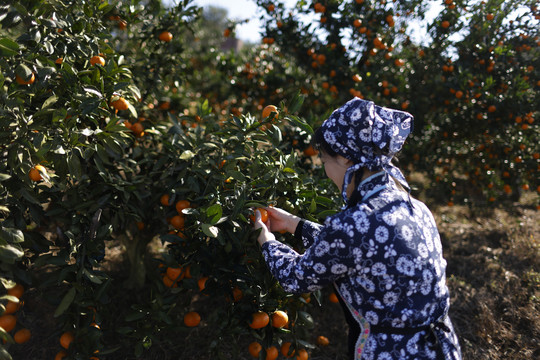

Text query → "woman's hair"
[313,126,338,157]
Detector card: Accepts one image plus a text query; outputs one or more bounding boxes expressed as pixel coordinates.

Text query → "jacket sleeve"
[261,217,357,294]
[297,220,324,248]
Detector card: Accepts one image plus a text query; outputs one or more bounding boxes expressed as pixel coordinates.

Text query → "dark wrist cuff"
[294,220,305,240]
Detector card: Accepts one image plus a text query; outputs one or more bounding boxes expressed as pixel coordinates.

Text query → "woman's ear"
[336,155,354,168]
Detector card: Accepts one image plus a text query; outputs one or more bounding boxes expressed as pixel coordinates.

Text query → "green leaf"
[179,150,195,160]
[67,154,82,179]
[82,268,103,284]
[0,244,24,263]
[15,63,32,79]
[0,37,19,51]
[54,287,76,317]
[42,94,58,109]
[285,114,313,134]
[287,91,305,114]
[297,310,314,328]
[206,204,222,224]
[0,227,24,244]
[201,224,219,238]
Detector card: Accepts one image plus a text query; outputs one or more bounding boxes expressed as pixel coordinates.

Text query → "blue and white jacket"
[261,172,462,360]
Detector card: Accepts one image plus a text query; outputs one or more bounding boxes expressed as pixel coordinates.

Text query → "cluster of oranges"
[0,284,31,345]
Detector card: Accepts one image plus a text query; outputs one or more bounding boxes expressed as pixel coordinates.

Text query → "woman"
[253,98,462,359]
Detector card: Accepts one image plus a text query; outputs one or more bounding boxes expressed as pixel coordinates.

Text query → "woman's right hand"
[265,207,301,234]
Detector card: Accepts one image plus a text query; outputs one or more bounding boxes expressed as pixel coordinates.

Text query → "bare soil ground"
[7,195,539,360]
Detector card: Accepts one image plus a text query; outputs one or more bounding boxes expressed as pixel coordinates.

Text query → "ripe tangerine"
[14,328,31,344]
[3,301,21,314]
[249,311,269,329]
[0,314,17,332]
[59,331,74,349]
[248,341,262,358]
[166,267,185,282]
[198,276,208,291]
[271,310,288,328]
[7,284,24,299]
[281,342,295,358]
[54,351,67,360]
[303,145,318,157]
[262,105,279,120]
[296,348,309,360]
[175,200,191,213]
[159,31,173,42]
[250,208,268,223]
[183,311,201,327]
[170,214,185,229]
[15,73,35,85]
[266,346,279,360]
[111,97,129,111]
[90,55,105,66]
[316,335,330,346]
[29,165,46,182]
[160,194,170,206]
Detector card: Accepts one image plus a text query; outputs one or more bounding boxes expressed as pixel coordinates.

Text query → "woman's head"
[314,97,414,202]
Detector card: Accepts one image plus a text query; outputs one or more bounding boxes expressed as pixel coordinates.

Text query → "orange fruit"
[353,19,362,27]
[29,165,46,182]
[262,105,279,120]
[7,284,24,299]
[271,310,288,328]
[90,55,105,66]
[183,311,201,327]
[265,346,279,360]
[223,28,231,37]
[303,145,318,157]
[486,13,494,21]
[54,351,67,360]
[249,311,269,329]
[60,331,74,349]
[0,314,16,332]
[15,73,35,85]
[13,328,31,344]
[170,214,185,230]
[131,122,144,136]
[162,275,177,288]
[110,97,129,111]
[175,200,191,213]
[160,194,170,206]
[441,20,450,28]
[198,277,208,291]
[183,265,192,279]
[316,335,329,346]
[281,342,295,358]
[250,208,268,223]
[166,267,185,282]
[329,293,339,303]
[248,341,262,357]
[232,287,243,302]
[296,348,308,360]
[352,74,362,82]
[488,105,497,113]
[3,300,20,314]
[159,31,173,42]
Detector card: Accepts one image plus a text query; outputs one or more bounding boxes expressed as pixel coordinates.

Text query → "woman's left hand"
[253,209,275,246]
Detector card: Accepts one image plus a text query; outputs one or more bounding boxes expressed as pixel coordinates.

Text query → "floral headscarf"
[319,97,413,203]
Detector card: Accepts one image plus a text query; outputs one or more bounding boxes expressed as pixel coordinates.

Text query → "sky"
[189,0,297,43]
